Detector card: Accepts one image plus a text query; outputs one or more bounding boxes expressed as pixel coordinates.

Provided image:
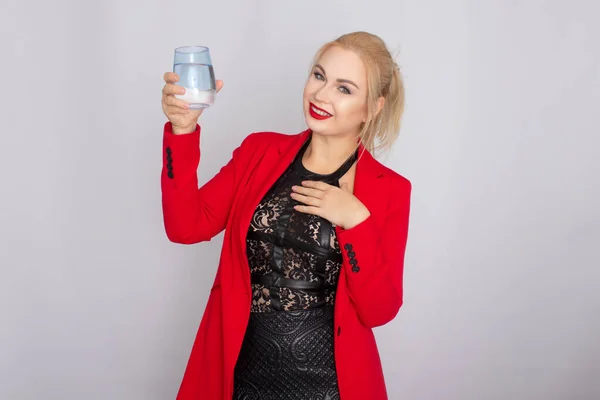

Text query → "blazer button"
[166,154,173,163]
[349,259,357,266]
[344,243,352,251]
[168,171,174,179]
[348,251,356,258]
[352,266,360,273]
[166,147,172,155]
[337,326,341,336]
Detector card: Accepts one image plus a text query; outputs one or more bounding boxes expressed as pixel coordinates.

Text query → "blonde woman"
[160,31,412,400]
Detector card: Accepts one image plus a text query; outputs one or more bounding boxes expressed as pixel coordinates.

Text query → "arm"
[335,178,412,328]
[161,122,252,244]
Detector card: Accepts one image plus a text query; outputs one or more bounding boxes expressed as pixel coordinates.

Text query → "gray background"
[1,0,599,399]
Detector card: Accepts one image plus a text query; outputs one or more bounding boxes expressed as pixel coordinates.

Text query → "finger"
[290,192,321,206]
[165,106,191,115]
[215,80,224,93]
[301,180,331,191]
[163,83,186,96]
[291,185,324,199]
[164,72,180,83]
[164,95,190,109]
[293,205,321,216]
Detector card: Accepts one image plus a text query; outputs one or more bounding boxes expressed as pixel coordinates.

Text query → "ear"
[362,96,386,123]
[374,96,385,117]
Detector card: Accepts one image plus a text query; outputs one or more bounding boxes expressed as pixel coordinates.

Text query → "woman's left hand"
[291,180,371,229]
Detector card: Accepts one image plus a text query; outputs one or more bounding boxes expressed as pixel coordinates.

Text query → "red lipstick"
[309,102,333,120]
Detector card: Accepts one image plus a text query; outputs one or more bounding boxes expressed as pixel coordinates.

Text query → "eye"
[339,86,351,95]
[313,72,325,81]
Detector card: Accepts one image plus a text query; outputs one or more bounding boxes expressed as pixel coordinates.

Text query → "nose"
[313,82,329,103]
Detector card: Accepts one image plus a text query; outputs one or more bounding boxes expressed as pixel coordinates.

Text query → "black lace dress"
[232,135,357,400]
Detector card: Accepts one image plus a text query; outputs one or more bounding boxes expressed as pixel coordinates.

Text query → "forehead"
[316,46,367,85]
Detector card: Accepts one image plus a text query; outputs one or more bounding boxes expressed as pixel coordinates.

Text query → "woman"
[160,31,412,400]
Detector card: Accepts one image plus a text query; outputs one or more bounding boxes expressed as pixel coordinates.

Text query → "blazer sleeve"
[335,177,412,328]
[161,121,253,244]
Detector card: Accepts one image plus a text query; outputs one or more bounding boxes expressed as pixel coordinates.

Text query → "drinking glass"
[173,46,216,109]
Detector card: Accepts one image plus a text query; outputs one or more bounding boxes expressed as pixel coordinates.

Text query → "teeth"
[311,105,331,117]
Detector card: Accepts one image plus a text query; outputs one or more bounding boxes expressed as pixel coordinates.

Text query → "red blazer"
[161,122,412,400]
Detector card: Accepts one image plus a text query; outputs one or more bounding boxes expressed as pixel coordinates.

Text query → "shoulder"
[360,154,412,218]
[373,163,412,217]
[363,151,412,195]
[380,167,412,211]
[236,129,306,156]
[241,130,300,147]
[384,166,411,193]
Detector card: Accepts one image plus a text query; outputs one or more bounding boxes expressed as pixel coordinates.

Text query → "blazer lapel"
[352,144,386,212]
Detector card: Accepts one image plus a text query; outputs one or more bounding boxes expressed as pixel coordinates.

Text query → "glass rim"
[175,45,210,54]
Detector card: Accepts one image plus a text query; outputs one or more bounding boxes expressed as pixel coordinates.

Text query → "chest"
[338,165,356,194]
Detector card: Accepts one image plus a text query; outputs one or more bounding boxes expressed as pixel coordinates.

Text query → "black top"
[245,135,358,312]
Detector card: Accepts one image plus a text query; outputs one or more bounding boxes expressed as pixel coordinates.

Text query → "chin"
[305,116,329,136]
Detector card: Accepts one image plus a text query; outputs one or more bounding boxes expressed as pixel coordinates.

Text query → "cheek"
[337,98,367,122]
[303,80,318,98]
[302,86,311,112]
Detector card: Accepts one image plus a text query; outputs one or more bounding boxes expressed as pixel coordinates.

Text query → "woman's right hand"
[161,72,224,135]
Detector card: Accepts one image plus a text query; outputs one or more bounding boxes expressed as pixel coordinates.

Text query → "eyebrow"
[315,64,360,90]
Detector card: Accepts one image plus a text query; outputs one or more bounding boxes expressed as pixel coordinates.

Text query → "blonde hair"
[310,31,405,155]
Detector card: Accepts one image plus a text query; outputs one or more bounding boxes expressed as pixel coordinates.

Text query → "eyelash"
[313,72,351,95]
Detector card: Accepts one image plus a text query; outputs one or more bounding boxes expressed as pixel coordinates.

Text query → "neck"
[302,131,359,175]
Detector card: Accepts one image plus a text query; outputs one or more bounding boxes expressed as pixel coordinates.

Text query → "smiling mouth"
[309,102,333,119]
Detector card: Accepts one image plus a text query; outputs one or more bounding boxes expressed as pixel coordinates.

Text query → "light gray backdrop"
[1,0,599,399]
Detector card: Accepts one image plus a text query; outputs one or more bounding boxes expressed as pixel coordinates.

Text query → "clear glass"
[173,46,216,109]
